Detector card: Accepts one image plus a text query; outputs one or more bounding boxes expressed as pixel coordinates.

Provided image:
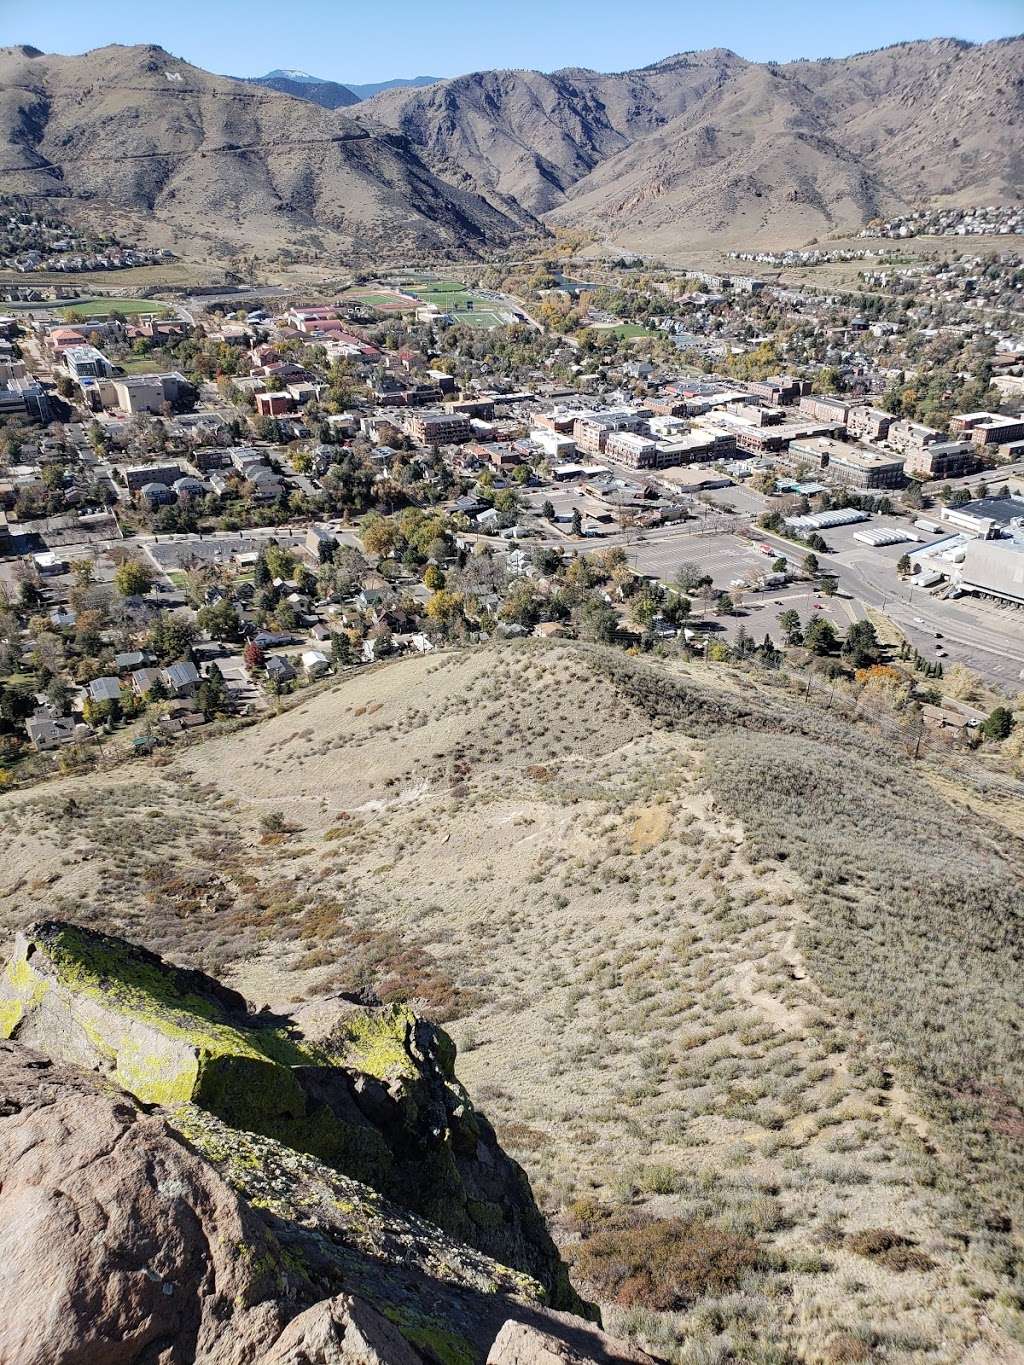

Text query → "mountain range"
[247,69,440,109]
[0,37,1021,261]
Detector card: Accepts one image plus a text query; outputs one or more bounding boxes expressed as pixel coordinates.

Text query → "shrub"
[845,1228,935,1273]
[572,1212,764,1310]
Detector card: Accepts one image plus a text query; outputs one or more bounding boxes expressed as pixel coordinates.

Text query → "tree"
[674,562,710,593]
[771,557,788,575]
[114,559,154,598]
[806,534,828,553]
[571,508,583,537]
[578,595,618,643]
[802,552,820,577]
[149,613,197,662]
[243,641,266,672]
[981,706,1014,741]
[780,614,808,644]
[541,499,555,521]
[423,564,445,591]
[361,513,401,560]
[195,667,228,718]
[896,553,912,577]
[804,616,838,655]
[331,631,353,667]
[196,599,241,641]
[843,619,880,668]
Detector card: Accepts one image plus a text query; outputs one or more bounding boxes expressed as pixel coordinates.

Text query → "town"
[0,242,1022,781]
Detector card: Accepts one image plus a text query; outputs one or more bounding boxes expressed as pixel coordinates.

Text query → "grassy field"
[595,322,654,339]
[2,639,1022,1362]
[0,262,206,290]
[60,298,171,318]
[115,355,170,374]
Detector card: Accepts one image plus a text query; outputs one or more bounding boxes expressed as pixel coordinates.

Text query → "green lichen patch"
[322,1004,419,1080]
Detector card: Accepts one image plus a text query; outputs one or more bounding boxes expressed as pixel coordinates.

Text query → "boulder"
[0,1040,289,1365]
[256,1295,421,1365]
[487,1321,660,1365]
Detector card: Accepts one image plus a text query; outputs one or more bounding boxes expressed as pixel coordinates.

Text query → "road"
[752,524,1024,687]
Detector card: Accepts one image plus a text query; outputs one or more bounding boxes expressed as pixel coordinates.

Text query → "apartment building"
[798,395,855,425]
[746,376,811,406]
[950,411,1024,447]
[404,410,473,445]
[903,440,978,481]
[846,405,893,443]
[887,419,942,455]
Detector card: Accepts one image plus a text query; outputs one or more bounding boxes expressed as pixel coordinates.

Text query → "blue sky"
[4,0,1020,82]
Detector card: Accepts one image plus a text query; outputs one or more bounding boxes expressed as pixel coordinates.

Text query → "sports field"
[341,289,416,311]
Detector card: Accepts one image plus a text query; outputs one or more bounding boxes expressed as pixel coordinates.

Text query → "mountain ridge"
[0,36,1020,257]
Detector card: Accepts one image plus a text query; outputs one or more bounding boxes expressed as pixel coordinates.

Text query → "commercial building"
[63,344,113,380]
[786,437,905,489]
[602,430,660,468]
[941,496,1024,540]
[955,537,1024,604]
[572,411,648,456]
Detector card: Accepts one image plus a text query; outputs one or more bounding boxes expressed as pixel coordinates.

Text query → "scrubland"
[1,641,1022,1363]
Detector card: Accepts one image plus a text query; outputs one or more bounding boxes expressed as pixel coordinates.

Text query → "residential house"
[162,661,200,697]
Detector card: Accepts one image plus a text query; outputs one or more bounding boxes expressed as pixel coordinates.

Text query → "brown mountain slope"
[0,43,538,260]
[364,37,1024,251]
[357,50,746,215]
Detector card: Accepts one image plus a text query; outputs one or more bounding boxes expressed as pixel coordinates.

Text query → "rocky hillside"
[0,640,1022,1361]
[0,44,537,261]
[362,37,1024,251]
[0,919,652,1364]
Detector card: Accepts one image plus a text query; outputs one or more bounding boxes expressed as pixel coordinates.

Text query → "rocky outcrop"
[256,1296,422,1365]
[0,921,634,1364]
[0,921,587,1318]
[486,1321,659,1365]
[0,1040,291,1364]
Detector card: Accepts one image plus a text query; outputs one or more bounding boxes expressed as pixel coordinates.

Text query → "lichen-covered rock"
[0,922,592,1319]
[167,1102,548,1361]
[0,1039,640,1364]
